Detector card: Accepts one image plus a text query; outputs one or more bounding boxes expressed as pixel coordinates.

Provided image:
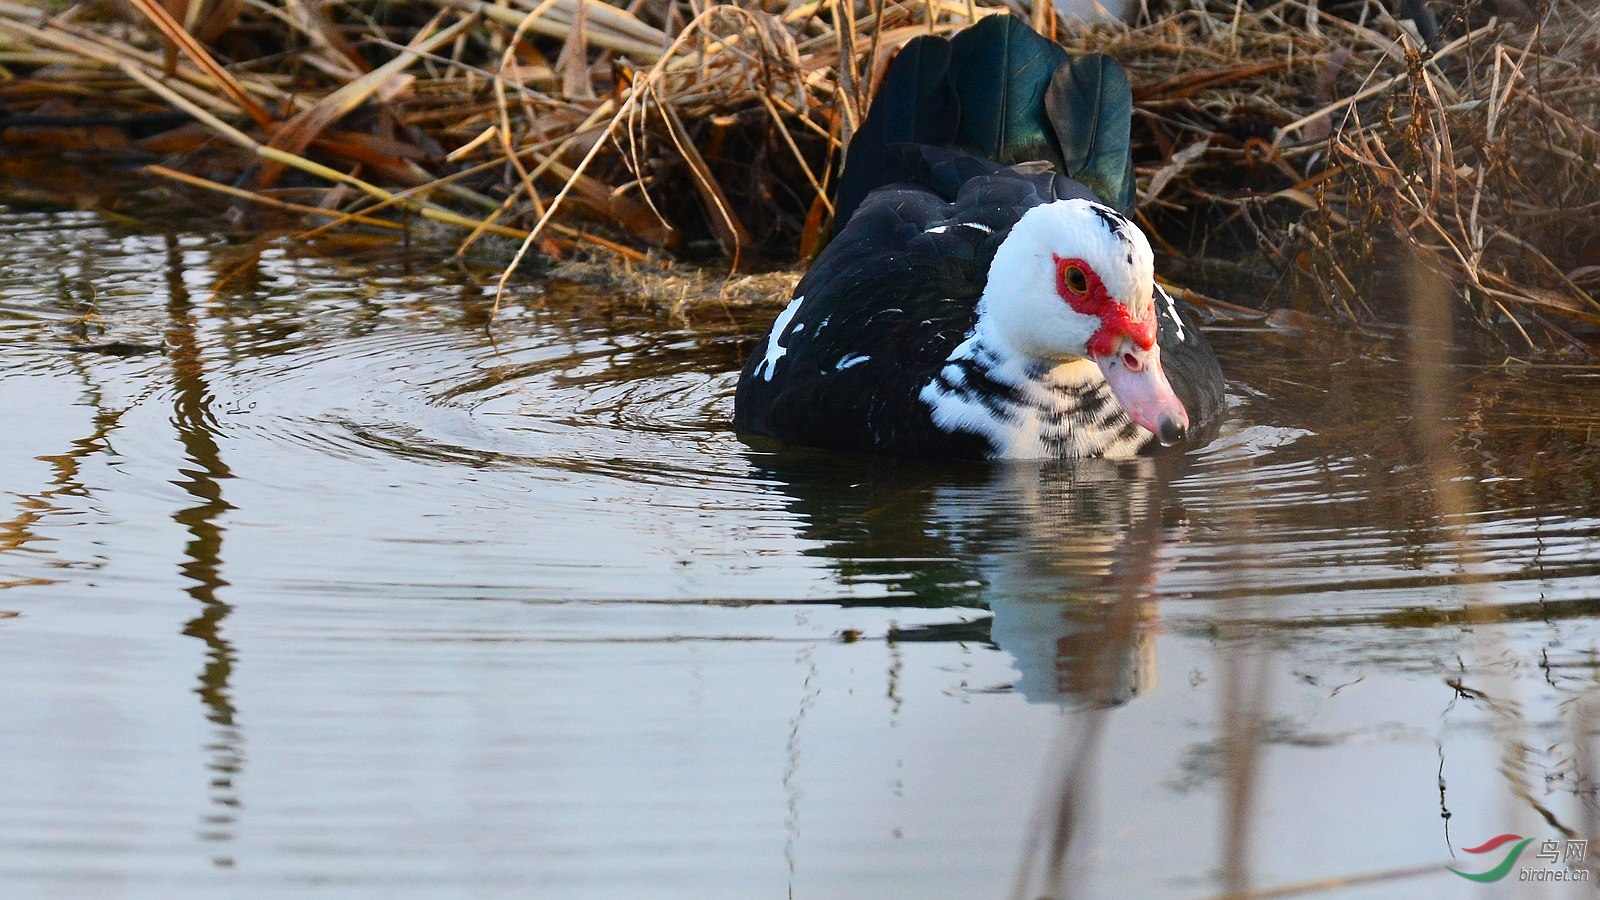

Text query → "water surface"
[2,204,1598,898]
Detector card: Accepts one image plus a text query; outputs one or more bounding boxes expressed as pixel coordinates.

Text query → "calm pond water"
[2,202,1598,899]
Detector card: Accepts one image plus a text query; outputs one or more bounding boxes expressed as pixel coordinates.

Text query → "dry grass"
[0,0,1596,348]
[1096,0,1600,352]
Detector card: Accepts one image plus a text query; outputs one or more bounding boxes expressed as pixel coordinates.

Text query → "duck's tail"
[834,15,1135,229]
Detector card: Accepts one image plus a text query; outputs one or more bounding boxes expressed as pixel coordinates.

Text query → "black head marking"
[1088,203,1133,246]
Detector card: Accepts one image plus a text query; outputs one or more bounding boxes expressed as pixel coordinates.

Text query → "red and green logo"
[1449,834,1533,882]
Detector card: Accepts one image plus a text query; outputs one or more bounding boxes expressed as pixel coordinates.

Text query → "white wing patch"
[836,353,870,371]
[923,222,995,236]
[754,295,805,381]
[1157,285,1186,342]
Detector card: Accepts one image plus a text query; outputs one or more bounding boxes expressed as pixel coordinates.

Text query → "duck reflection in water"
[748,450,1187,707]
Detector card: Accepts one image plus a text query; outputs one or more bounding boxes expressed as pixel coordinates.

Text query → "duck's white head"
[977,198,1190,446]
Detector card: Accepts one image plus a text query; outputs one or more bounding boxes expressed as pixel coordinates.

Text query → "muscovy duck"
[734,15,1224,459]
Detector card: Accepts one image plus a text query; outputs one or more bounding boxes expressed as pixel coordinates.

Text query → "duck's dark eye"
[1054,256,1100,309]
[1062,264,1089,295]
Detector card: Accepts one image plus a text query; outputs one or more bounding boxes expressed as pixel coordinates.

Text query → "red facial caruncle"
[1053,254,1155,358]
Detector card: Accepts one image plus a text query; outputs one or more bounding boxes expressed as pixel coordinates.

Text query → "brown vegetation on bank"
[0,0,1596,349]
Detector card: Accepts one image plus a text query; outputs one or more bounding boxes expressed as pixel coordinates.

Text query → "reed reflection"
[164,234,244,868]
[0,382,121,587]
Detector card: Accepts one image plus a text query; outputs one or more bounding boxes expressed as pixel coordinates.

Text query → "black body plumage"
[733,16,1225,459]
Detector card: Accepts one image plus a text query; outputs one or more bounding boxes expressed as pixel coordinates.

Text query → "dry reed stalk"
[124,0,273,127]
